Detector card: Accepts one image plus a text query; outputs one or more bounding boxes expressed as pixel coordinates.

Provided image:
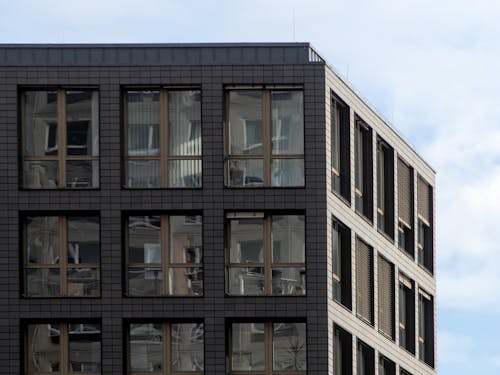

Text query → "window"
[398,273,415,354]
[126,214,202,296]
[377,138,394,238]
[378,255,394,340]
[128,322,204,373]
[229,322,306,373]
[331,93,350,201]
[356,237,374,325]
[332,217,352,309]
[397,158,413,256]
[333,324,352,375]
[26,322,101,374]
[226,88,304,187]
[124,89,202,188]
[400,369,413,375]
[24,215,100,297]
[378,355,395,375]
[354,117,373,220]
[356,340,374,375]
[417,176,433,272]
[418,289,435,367]
[22,89,99,189]
[226,213,305,296]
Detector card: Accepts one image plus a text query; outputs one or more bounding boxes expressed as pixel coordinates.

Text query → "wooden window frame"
[123,88,202,189]
[225,87,304,188]
[228,322,307,375]
[125,214,203,297]
[25,322,101,375]
[23,215,100,298]
[225,213,306,296]
[22,88,99,189]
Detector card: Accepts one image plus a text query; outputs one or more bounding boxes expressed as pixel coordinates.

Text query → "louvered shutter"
[356,238,373,323]
[378,256,394,338]
[418,176,431,223]
[398,159,412,227]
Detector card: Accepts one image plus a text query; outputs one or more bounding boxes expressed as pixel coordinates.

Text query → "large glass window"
[418,289,435,367]
[331,93,350,201]
[417,176,433,273]
[128,322,204,374]
[354,117,373,220]
[333,324,352,375]
[332,217,352,309]
[226,88,304,187]
[125,89,201,188]
[226,213,305,296]
[24,215,100,297]
[398,273,415,354]
[26,322,101,374]
[230,322,306,373]
[398,158,414,256]
[126,214,203,296]
[377,137,394,238]
[22,89,99,189]
[356,340,374,375]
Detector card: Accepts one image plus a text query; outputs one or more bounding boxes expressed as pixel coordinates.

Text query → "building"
[0,43,436,375]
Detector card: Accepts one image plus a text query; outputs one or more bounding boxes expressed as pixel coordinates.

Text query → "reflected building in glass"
[0,43,435,375]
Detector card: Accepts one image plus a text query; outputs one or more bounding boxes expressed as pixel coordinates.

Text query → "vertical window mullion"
[160,89,169,188]
[61,323,69,375]
[162,215,169,296]
[164,323,171,375]
[263,90,271,186]
[58,89,67,188]
[264,216,272,294]
[60,216,68,296]
[265,322,272,375]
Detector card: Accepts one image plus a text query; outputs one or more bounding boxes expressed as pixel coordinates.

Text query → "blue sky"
[1,0,497,373]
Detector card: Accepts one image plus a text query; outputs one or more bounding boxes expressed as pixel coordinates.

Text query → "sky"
[1,0,497,373]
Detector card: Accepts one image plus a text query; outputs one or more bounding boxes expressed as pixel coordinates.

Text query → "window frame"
[123,87,202,189]
[21,87,100,190]
[417,176,434,273]
[398,273,415,354]
[331,92,350,202]
[225,86,305,188]
[418,289,434,367]
[355,236,374,326]
[376,137,394,239]
[333,323,352,375]
[397,158,414,257]
[332,217,352,309]
[125,213,203,297]
[354,117,373,221]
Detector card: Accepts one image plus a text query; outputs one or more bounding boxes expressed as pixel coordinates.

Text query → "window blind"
[356,237,373,323]
[378,255,394,339]
[417,176,431,224]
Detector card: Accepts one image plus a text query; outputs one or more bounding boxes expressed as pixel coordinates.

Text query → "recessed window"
[26,322,101,374]
[417,176,433,273]
[418,289,435,367]
[354,117,373,220]
[124,89,202,188]
[128,322,204,373]
[225,88,304,187]
[22,89,99,189]
[229,322,306,373]
[23,215,100,297]
[378,355,395,375]
[400,368,413,375]
[126,214,203,296]
[226,213,305,296]
[332,217,352,309]
[331,92,350,201]
[378,255,394,340]
[356,237,374,325]
[377,137,394,238]
[399,273,415,354]
[333,324,352,375]
[356,339,374,375]
[397,158,414,256]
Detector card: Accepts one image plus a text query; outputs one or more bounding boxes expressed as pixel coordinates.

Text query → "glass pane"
[272,91,304,154]
[169,91,201,156]
[228,159,263,187]
[66,90,99,156]
[27,323,60,372]
[272,215,305,263]
[229,90,263,155]
[25,268,60,297]
[126,160,160,188]
[128,268,163,296]
[23,160,59,189]
[169,268,203,296]
[130,323,163,372]
[127,90,160,156]
[229,218,263,263]
[68,216,100,264]
[170,215,202,264]
[171,323,204,371]
[271,158,304,187]
[67,268,99,297]
[231,323,265,371]
[271,267,306,295]
[128,216,161,264]
[26,216,59,264]
[24,91,58,156]
[273,322,307,370]
[332,223,340,277]
[68,323,101,372]
[227,267,264,295]
[66,160,99,188]
[168,159,202,188]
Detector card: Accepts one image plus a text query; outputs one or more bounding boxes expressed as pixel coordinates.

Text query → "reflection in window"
[230,322,306,373]
[125,89,201,188]
[226,88,304,187]
[226,213,305,296]
[24,215,100,297]
[126,214,203,296]
[23,89,99,189]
